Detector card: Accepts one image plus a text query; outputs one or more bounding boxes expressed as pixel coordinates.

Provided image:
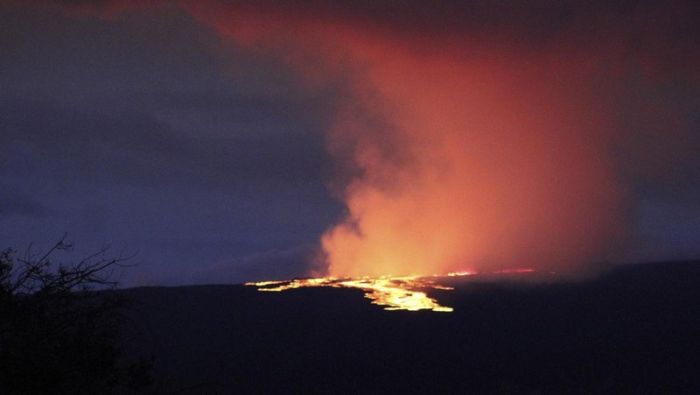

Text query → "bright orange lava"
[246,269,535,312]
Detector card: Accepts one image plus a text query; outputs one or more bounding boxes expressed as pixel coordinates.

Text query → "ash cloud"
[7,0,700,280]
[181,0,699,276]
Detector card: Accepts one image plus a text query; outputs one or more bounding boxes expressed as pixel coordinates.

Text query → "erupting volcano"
[37,0,699,292]
[2,1,698,392]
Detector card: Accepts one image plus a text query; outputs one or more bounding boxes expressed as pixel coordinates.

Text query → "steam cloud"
[35,0,700,277]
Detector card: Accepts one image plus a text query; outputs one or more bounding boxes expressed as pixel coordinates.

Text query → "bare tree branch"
[0,236,152,393]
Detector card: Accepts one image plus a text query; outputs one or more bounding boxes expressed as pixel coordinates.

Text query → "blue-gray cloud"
[0,3,341,285]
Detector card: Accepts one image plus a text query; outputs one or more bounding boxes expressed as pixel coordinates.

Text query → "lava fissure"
[247,270,535,312]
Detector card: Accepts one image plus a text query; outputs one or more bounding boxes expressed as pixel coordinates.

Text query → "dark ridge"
[118,261,700,393]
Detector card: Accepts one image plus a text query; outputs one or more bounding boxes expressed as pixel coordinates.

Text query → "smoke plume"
[37,0,700,276]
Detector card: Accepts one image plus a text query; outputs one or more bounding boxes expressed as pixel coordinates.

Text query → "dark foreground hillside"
[120,262,700,393]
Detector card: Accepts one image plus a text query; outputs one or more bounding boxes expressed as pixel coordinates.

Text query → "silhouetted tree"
[0,236,152,394]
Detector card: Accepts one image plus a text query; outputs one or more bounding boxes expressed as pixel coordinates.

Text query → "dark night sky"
[1,1,698,286]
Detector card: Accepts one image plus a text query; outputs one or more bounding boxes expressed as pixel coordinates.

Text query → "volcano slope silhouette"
[120,261,700,393]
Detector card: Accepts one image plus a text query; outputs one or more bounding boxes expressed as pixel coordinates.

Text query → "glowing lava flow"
[247,270,540,312]
[247,273,476,312]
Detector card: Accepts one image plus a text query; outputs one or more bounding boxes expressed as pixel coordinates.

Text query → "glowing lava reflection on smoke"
[246,269,534,312]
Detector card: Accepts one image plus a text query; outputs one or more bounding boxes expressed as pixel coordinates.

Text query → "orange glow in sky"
[187,3,632,279]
